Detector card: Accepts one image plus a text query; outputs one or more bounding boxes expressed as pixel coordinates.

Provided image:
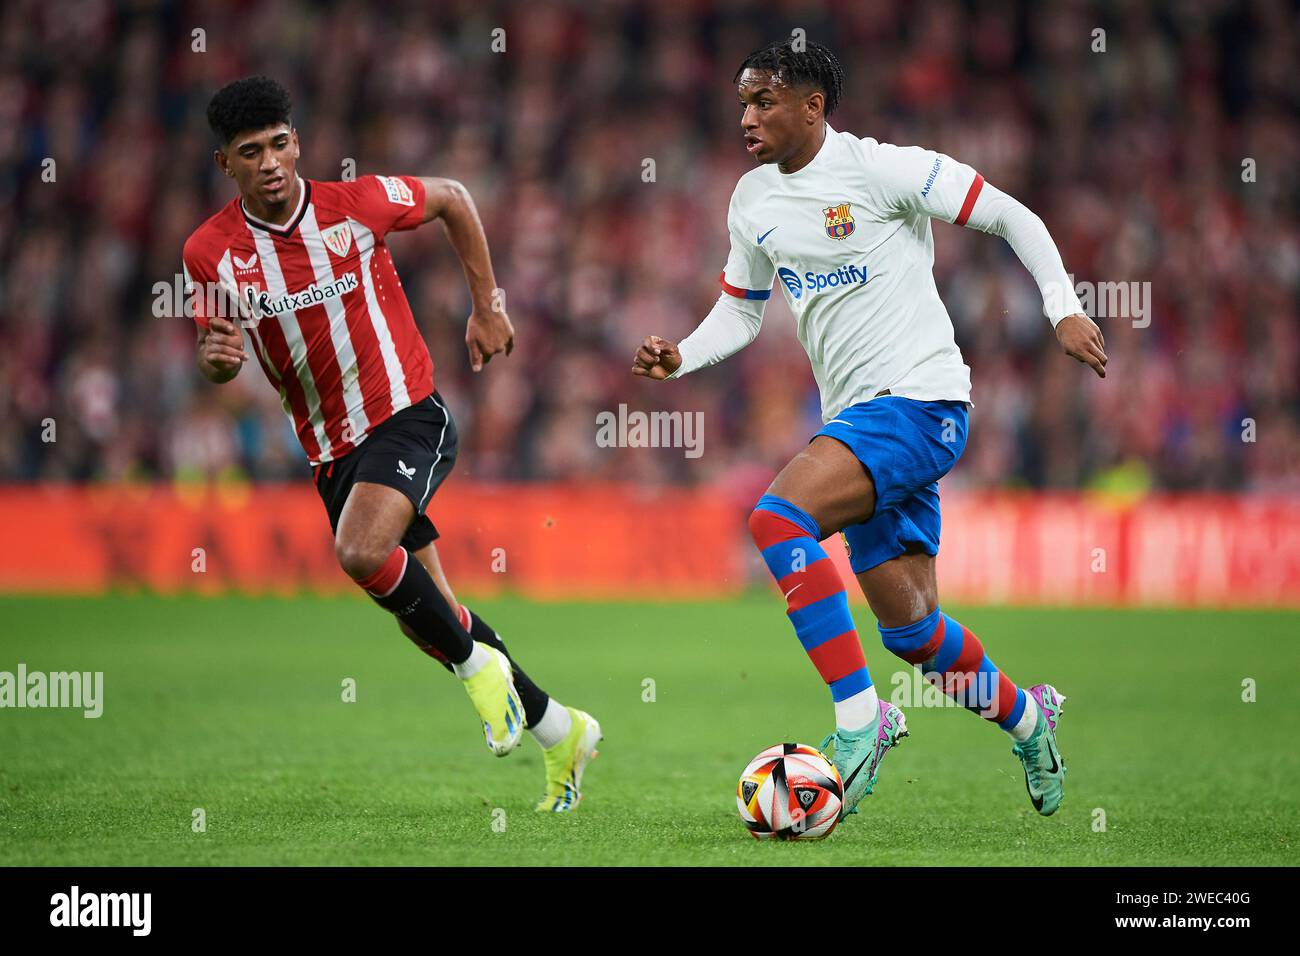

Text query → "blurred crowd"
[1,0,1297,498]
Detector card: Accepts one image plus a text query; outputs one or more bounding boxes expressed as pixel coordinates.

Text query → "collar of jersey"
[778,124,836,179]
[241,175,310,237]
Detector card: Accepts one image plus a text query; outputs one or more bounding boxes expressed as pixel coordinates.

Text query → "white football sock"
[835,685,879,733]
[529,698,572,749]
[452,642,490,680]
[1007,692,1041,742]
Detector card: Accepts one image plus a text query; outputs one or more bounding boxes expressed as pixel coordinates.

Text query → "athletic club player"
[634,41,1106,819]
[183,76,599,812]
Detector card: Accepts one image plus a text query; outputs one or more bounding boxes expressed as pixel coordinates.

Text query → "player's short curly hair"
[206,76,293,145]
[734,39,844,117]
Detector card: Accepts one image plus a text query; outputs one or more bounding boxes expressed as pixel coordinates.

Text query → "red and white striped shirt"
[182,174,434,464]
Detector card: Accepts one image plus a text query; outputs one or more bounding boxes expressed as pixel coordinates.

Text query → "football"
[737,743,843,840]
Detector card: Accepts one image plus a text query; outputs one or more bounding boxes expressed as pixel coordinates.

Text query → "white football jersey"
[720,125,999,418]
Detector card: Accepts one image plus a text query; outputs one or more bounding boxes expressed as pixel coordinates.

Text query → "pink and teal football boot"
[1011,684,1067,815]
[819,700,909,818]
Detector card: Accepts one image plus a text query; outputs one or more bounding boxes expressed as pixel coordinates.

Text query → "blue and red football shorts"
[815,395,970,574]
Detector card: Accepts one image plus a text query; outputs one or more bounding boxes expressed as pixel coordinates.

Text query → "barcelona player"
[184,76,599,812]
[634,40,1105,818]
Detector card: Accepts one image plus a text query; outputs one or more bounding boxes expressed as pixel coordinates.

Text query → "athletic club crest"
[824,202,855,240]
[321,221,354,258]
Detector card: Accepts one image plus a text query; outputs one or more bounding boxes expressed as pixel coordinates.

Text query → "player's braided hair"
[206,76,293,145]
[734,39,844,117]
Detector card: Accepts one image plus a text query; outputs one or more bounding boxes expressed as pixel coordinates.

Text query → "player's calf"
[878,605,1073,814]
[356,546,474,665]
[748,495,878,733]
[352,546,521,754]
[878,607,1040,741]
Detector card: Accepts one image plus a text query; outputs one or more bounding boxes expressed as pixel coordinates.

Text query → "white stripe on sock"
[835,685,879,733]
[529,698,572,749]
[1007,691,1040,742]
[452,642,490,680]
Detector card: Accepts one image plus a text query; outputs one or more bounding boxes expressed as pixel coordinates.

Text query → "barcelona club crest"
[824,202,855,240]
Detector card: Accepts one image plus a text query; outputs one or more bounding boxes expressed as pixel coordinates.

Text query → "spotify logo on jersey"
[777,264,869,301]
[778,267,804,299]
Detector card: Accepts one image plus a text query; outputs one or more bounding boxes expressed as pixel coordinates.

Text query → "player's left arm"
[419,177,513,372]
[958,182,1107,378]
[873,142,1106,378]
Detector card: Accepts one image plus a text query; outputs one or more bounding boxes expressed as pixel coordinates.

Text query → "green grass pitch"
[0,594,1295,866]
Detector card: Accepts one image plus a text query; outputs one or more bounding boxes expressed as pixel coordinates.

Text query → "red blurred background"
[1,0,1297,603]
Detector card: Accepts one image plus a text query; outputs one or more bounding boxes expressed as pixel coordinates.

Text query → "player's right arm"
[184,240,246,384]
[633,185,772,381]
[197,317,247,384]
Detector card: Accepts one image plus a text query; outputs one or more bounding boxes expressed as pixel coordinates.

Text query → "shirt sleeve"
[668,293,765,379]
[868,141,986,225]
[182,236,217,331]
[960,181,1085,325]
[347,175,428,238]
[718,183,776,302]
[867,140,1083,325]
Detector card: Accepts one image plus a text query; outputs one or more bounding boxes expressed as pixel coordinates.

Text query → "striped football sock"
[459,604,554,731]
[357,546,473,665]
[879,607,1039,741]
[748,494,877,732]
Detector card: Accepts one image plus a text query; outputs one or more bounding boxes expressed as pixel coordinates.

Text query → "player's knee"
[747,496,819,550]
[398,618,453,671]
[334,537,392,581]
[878,606,942,661]
[746,507,773,547]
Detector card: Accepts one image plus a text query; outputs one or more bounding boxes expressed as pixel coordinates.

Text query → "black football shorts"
[313,391,459,552]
